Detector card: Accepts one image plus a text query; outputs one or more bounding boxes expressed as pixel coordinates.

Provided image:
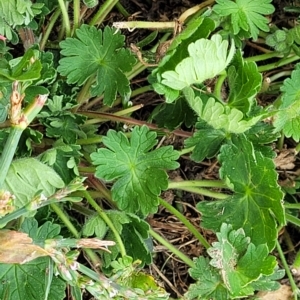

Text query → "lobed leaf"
[58,25,136,106]
[161,34,235,90]
[183,87,262,134]
[197,135,285,250]
[91,125,179,216]
[213,0,275,40]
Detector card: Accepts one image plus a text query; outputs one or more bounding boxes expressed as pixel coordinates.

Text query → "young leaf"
[183,87,262,134]
[58,25,136,106]
[197,134,285,250]
[273,65,300,141]
[213,0,275,40]
[3,158,64,209]
[184,121,226,162]
[208,223,277,297]
[185,257,229,299]
[91,125,179,216]
[161,34,235,91]
[227,50,262,114]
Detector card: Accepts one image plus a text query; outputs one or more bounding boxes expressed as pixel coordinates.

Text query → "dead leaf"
[256,284,293,300]
[0,230,49,264]
[274,148,296,170]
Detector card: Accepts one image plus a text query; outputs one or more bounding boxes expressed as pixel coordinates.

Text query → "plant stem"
[168,180,227,189]
[0,127,23,188]
[50,203,80,238]
[40,8,61,50]
[286,213,300,227]
[82,190,127,257]
[213,71,227,99]
[149,228,195,268]
[276,239,300,299]
[73,0,81,34]
[113,21,176,30]
[89,0,119,26]
[245,51,282,63]
[168,183,229,199]
[115,2,130,17]
[285,203,300,209]
[74,75,95,111]
[257,55,300,72]
[76,136,103,145]
[159,198,210,249]
[57,0,71,37]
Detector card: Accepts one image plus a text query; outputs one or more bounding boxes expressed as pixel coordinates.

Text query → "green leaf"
[3,158,64,209]
[183,87,262,134]
[208,223,277,297]
[161,34,235,90]
[83,213,107,238]
[91,125,179,216]
[227,50,262,114]
[197,135,285,250]
[273,65,300,141]
[0,218,65,300]
[58,25,136,106]
[185,256,229,300]
[151,97,196,130]
[250,268,285,291]
[0,258,66,300]
[213,0,275,40]
[0,0,43,43]
[184,121,226,162]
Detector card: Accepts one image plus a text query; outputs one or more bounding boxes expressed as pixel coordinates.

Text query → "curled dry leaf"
[0,230,49,264]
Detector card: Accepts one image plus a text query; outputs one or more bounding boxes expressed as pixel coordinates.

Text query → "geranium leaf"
[213,0,275,40]
[91,125,179,216]
[57,25,136,106]
[197,135,285,250]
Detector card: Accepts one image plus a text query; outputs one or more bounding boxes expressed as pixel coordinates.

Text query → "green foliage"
[57,25,136,106]
[183,87,263,134]
[0,0,43,43]
[273,64,300,141]
[186,224,283,299]
[84,211,152,267]
[3,158,64,209]
[227,50,262,114]
[0,218,66,300]
[213,0,275,40]
[91,125,179,216]
[197,134,285,250]
[161,34,235,92]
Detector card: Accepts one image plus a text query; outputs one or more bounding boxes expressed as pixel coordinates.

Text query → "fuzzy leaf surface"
[3,158,64,209]
[213,0,275,40]
[161,34,235,90]
[274,65,300,141]
[58,25,136,106]
[185,257,229,299]
[208,223,277,297]
[227,50,262,114]
[183,87,262,134]
[91,126,179,216]
[197,135,285,250]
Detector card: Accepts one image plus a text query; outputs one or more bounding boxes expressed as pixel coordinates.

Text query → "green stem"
[276,239,300,299]
[73,0,81,34]
[149,228,195,268]
[285,203,300,209]
[159,198,210,249]
[257,55,300,72]
[57,0,71,37]
[113,21,176,30]
[168,180,227,189]
[168,184,229,199]
[177,146,194,156]
[0,127,23,188]
[74,75,95,111]
[76,136,103,145]
[115,2,130,17]
[89,0,119,26]
[295,143,300,152]
[213,72,227,99]
[245,51,282,63]
[40,8,61,50]
[50,203,80,238]
[286,213,300,227]
[82,190,127,257]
